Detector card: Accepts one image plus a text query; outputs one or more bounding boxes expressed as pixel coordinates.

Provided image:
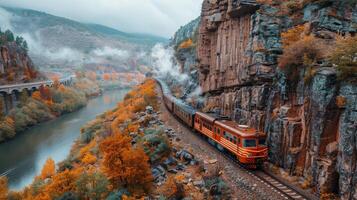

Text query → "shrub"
[329,36,357,80]
[76,172,109,199]
[279,25,327,83]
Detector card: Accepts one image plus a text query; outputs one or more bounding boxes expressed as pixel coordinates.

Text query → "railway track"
[221,152,318,200]
[157,88,318,200]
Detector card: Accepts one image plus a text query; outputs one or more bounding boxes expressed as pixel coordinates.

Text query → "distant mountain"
[0,6,168,72]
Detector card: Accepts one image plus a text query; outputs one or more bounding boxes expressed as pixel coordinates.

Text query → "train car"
[214,120,267,166]
[194,112,267,167]
[156,79,174,112]
[173,99,196,128]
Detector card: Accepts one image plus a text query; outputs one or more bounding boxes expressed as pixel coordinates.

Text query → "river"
[0,89,130,190]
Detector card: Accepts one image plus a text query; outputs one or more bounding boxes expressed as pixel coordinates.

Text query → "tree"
[76,172,109,199]
[19,90,29,106]
[99,134,152,192]
[39,158,55,180]
[22,40,29,52]
[4,30,14,42]
[46,169,80,199]
[0,176,8,199]
[15,36,24,46]
[330,35,357,80]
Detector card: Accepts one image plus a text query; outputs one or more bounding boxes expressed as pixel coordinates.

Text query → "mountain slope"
[0,6,168,71]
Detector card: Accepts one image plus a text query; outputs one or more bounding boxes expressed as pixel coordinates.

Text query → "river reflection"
[0,89,129,190]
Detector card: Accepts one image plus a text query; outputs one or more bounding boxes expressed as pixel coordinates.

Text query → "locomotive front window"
[243,139,256,148]
[259,138,266,146]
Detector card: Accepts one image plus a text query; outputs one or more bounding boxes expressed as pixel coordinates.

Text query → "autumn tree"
[329,35,357,80]
[0,176,8,199]
[46,169,80,199]
[99,134,152,192]
[39,158,55,180]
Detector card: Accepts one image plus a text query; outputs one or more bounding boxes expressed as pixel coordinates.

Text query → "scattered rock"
[208,159,217,164]
[146,106,154,114]
[176,150,194,162]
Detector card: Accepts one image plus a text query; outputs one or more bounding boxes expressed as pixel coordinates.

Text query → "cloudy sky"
[0,0,203,38]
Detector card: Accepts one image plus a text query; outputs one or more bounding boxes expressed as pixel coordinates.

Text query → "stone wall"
[196,0,357,198]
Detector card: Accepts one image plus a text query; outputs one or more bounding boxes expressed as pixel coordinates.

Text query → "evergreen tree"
[4,30,14,42]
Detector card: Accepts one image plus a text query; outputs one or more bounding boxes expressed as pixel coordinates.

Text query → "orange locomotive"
[156,79,268,168]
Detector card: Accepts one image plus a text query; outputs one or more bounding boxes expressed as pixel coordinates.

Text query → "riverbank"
[0,78,101,143]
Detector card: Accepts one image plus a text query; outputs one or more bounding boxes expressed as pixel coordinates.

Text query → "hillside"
[1,6,168,72]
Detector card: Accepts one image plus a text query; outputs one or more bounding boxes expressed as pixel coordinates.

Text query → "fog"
[0,0,203,37]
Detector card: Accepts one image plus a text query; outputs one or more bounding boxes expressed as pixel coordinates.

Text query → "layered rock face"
[196,0,357,198]
[0,42,40,84]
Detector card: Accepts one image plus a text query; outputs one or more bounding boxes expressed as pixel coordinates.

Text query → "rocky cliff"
[196,0,357,198]
[0,31,42,84]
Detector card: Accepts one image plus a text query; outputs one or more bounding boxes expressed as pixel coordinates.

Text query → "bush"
[329,36,357,80]
[141,131,171,163]
[279,25,327,84]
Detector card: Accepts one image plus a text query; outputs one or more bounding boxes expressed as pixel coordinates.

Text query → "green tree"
[4,30,14,42]
[76,172,109,199]
[15,36,24,46]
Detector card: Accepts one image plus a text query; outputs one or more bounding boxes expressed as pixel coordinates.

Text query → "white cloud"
[0,0,203,37]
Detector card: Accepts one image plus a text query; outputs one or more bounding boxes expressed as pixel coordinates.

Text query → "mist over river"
[0,89,130,190]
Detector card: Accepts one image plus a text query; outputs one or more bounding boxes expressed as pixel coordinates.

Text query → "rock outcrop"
[196,0,357,198]
[0,41,41,84]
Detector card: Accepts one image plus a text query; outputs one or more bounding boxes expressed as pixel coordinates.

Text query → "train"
[156,79,268,168]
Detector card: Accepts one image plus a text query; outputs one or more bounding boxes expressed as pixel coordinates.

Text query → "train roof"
[196,111,230,123]
[215,120,266,138]
[156,78,196,115]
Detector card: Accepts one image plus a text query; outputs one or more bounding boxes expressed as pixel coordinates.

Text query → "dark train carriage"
[156,78,174,112]
[173,99,196,128]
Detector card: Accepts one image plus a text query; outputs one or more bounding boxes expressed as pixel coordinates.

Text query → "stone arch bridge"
[0,76,74,114]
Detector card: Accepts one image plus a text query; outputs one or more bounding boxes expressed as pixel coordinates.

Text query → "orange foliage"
[99,133,152,191]
[45,168,81,198]
[109,79,157,133]
[82,153,97,165]
[32,91,42,101]
[39,158,55,180]
[281,25,305,48]
[79,139,96,157]
[179,39,194,49]
[0,176,8,199]
[103,73,111,81]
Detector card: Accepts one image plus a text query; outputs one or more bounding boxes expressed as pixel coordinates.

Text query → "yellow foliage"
[179,39,194,49]
[39,158,55,180]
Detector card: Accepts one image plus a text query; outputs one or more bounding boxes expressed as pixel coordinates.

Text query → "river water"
[0,89,129,190]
